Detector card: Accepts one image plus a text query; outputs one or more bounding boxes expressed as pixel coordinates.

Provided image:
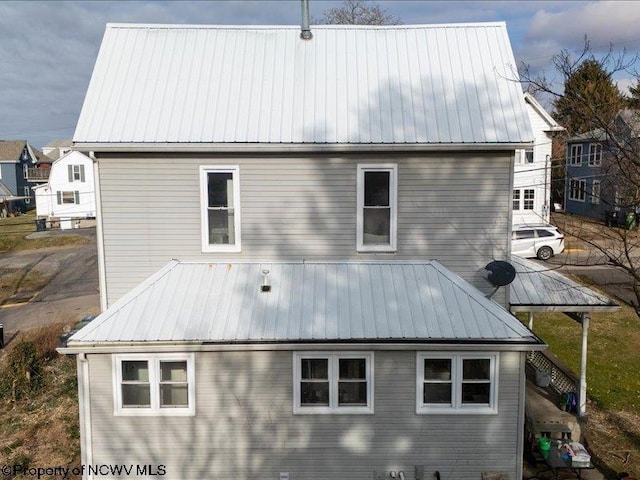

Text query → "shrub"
[1,340,44,401]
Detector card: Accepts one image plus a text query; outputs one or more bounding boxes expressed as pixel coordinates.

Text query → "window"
[68,164,85,182]
[569,179,586,202]
[113,354,195,416]
[569,144,583,166]
[416,353,498,414]
[512,189,520,210]
[523,189,535,210]
[199,166,241,252]
[588,144,602,167]
[513,229,535,240]
[293,352,374,414]
[23,187,31,204]
[357,164,397,252]
[23,164,28,179]
[57,191,79,204]
[591,180,600,204]
[524,149,534,163]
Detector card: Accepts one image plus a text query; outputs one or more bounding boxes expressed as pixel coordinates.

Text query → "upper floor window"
[569,144,583,166]
[199,166,241,253]
[416,353,498,415]
[293,352,374,414]
[23,164,28,179]
[357,164,397,252]
[69,164,85,182]
[569,179,586,202]
[588,144,602,167]
[113,353,195,416]
[524,149,534,163]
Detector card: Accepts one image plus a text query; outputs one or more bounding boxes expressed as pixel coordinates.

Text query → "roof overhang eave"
[510,304,620,313]
[72,141,533,154]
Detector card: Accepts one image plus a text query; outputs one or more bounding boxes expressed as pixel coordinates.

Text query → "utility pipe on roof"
[300,0,312,40]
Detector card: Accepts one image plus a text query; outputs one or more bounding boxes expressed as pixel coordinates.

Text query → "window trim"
[523,188,535,210]
[512,189,521,210]
[569,179,586,202]
[356,164,398,253]
[293,352,374,414]
[112,353,195,416]
[416,352,499,415]
[23,186,31,204]
[199,165,241,253]
[588,143,602,167]
[569,144,583,166]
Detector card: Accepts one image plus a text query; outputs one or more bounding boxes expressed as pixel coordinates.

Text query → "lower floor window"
[569,179,586,202]
[294,352,374,414]
[57,190,80,204]
[416,353,498,414]
[113,353,195,416]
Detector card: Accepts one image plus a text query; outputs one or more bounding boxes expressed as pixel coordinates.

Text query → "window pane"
[62,191,75,204]
[364,171,390,206]
[122,361,149,381]
[424,359,451,380]
[301,382,329,405]
[208,172,233,208]
[363,208,390,245]
[338,381,367,405]
[537,229,554,237]
[339,358,366,379]
[160,361,187,382]
[515,229,535,239]
[463,359,490,380]
[301,359,328,379]
[160,385,189,407]
[208,209,235,244]
[423,383,451,404]
[122,384,151,407]
[462,383,490,404]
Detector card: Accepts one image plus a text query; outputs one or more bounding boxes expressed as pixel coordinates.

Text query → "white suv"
[512,225,565,261]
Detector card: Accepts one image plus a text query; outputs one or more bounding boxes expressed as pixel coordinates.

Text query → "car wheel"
[537,246,553,261]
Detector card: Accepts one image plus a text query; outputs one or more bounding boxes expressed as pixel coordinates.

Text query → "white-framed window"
[68,164,85,182]
[569,179,586,202]
[23,163,28,179]
[512,189,521,210]
[523,189,535,210]
[416,353,498,415]
[199,166,241,252]
[356,164,397,252]
[23,187,31,204]
[524,148,534,163]
[591,180,600,204]
[293,352,374,414]
[113,353,195,416]
[57,191,79,204]
[588,144,602,167]
[569,144,583,166]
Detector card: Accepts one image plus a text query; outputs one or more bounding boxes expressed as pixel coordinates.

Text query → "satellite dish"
[484,260,516,287]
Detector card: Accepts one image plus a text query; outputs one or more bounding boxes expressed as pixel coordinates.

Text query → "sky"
[1,0,640,150]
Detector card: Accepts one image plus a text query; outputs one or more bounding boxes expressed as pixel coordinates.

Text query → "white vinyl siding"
[98,153,511,306]
[199,166,241,253]
[85,350,524,480]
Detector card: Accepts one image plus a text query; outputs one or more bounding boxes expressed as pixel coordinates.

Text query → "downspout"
[579,313,590,417]
[91,152,108,312]
[77,353,93,480]
[300,0,313,40]
[544,154,550,223]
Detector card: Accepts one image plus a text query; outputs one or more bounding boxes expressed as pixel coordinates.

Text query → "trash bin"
[605,211,618,227]
[625,212,636,230]
[35,218,46,231]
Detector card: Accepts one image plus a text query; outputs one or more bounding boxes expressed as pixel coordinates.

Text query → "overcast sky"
[1,0,639,149]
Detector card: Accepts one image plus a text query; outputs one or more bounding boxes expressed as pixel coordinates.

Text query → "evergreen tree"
[627,80,640,109]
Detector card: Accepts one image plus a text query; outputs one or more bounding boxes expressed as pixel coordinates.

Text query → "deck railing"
[26,168,50,181]
[527,350,578,398]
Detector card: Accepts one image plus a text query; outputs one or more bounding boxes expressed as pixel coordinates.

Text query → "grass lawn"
[0,211,89,252]
[523,306,640,477]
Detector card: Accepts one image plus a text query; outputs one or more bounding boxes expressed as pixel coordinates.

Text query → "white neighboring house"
[512,93,564,226]
[34,151,95,229]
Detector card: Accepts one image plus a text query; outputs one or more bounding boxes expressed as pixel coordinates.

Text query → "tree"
[627,80,640,109]
[317,0,402,25]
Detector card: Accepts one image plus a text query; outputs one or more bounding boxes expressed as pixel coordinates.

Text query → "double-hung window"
[293,352,374,414]
[57,191,79,204]
[569,179,586,202]
[23,187,31,204]
[416,353,498,414]
[588,144,602,167]
[199,166,241,252]
[512,190,521,210]
[523,189,535,210]
[569,145,583,166]
[113,353,195,416]
[68,164,85,182]
[357,164,397,252]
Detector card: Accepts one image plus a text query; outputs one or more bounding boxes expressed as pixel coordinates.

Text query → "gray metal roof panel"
[70,261,538,345]
[74,23,532,145]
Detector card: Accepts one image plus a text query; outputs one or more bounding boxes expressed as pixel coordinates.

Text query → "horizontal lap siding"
[98,153,511,305]
[87,350,523,480]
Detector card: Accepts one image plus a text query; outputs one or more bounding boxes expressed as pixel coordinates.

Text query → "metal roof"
[68,260,540,346]
[74,22,532,146]
[509,256,619,312]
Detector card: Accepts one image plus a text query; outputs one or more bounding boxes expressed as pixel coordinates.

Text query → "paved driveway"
[0,228,99,335]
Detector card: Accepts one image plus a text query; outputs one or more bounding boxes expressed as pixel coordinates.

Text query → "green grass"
[521,306,640,412]
[0,211,89,252]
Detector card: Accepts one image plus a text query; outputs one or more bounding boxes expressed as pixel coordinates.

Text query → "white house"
[512,93,564,226]
[62,21,540,480]
[34,150,95,228]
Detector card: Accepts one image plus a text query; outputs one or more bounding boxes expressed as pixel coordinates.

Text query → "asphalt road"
[0,228,100,336]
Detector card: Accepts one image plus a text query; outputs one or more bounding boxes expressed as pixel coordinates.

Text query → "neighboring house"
[564,109,640,223]
[0,140,50,210]
[63,22,539,480]
[42,138,73,161]
[512,94,564,226]
[34,151,96,228]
